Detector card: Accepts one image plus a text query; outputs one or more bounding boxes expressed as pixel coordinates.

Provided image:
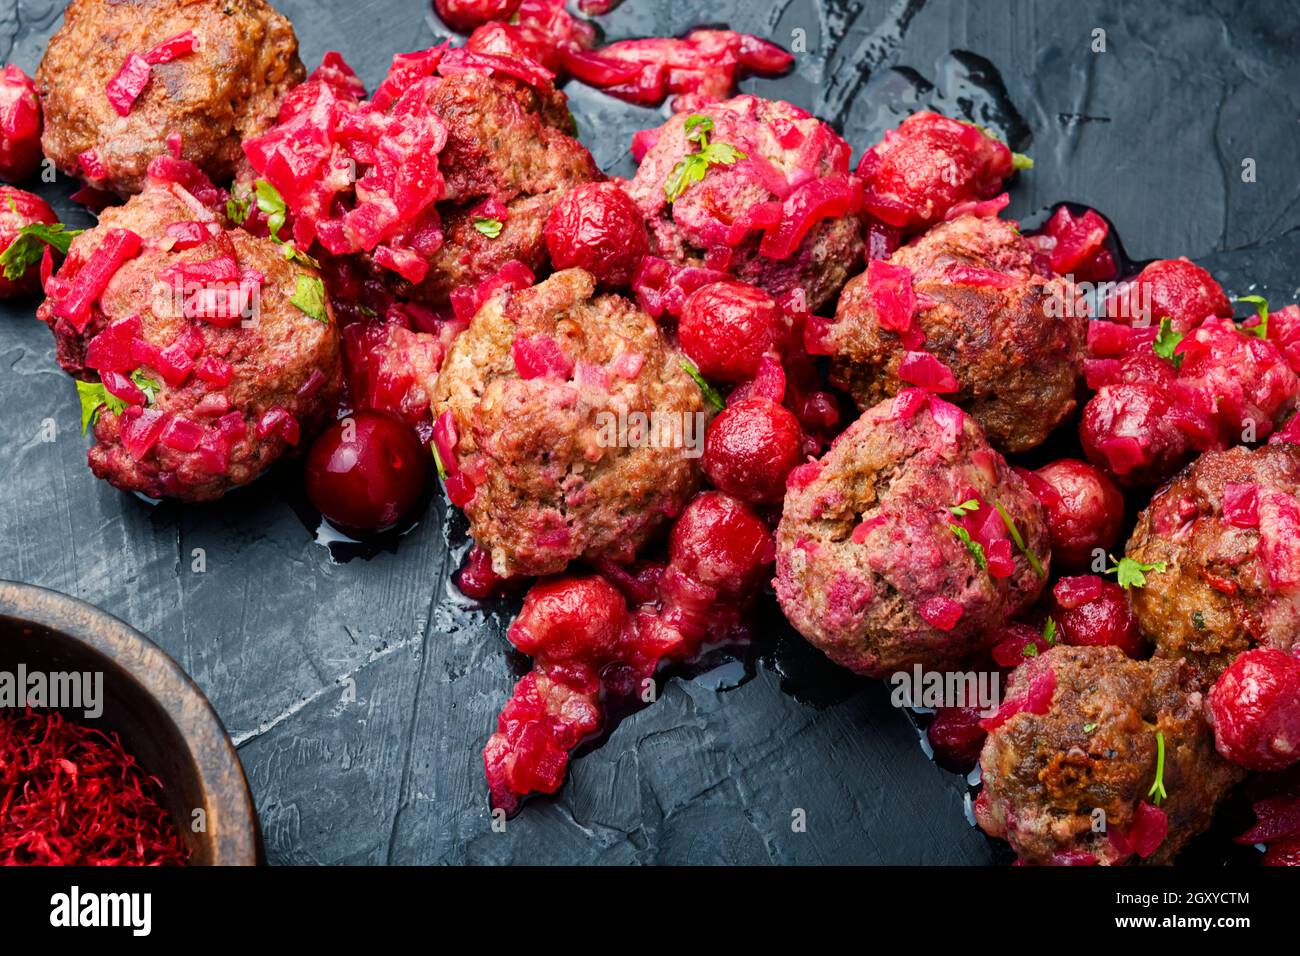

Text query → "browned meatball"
[774,390,1049,677]
[395,72,598,307]
[431,268,705,577]
[36,174,341,501]
[1127,444,1300,681]
[38,0,304,196]
[828,215,1085,454]
[976,645,1242,866]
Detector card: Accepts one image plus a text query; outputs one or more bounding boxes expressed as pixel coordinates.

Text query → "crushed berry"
[1207,648,1300,772]
[0,65,42,182]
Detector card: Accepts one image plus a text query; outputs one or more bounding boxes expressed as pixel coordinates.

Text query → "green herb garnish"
[226,193,251,226]
[1238,294,1270,340]
[679,358,725,410]
[1148,730,1168,805]
[949,498,980,517]
[473,217,504,239]
[1042,617,1057,645]
[1192,610,1205,630]
[254,179,287,241]
[0,222,83,281]
[431,442,447,481]
[74,380,125,435]
[1083,722,1098,734]
[1012,152,1034,171]
[949,524,987,570]
[665,114,746,204]
[995,501,1045,578]
[131,370,161,405]
[1105,555,1166,589]
[282,241,320,269]
[290,275,329,324]
[1152,316,1183,367]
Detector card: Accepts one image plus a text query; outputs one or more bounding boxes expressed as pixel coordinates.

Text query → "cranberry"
[703,398,803,504]
[667,491,774,600]
[1105,258,1233,332]
[1032,459,1125,572]
[543,182,648,288]
[679,280,779,382]
[1051,575,1144,658]
[433,0,522,34]
[304,411,430,535]
[454,544,516,600]
[927,705,987,770]
[0,65,41,183]
[0,186,58,297]
[508,575,629,667]
[1207,648,1300,772]
[1080,383,1190,487]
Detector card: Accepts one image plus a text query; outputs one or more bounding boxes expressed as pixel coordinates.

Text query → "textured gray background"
[1,0,1298,864]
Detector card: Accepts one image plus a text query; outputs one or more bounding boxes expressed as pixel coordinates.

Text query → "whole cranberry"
[544,182,648,288]
[679,280,779,382]
[1032,459,1125,572]
[304,411,430,535]
[1051,575,1144,658]
[927,705,987,771]
[508,574,629,665]
[703,398,803,504]
[433,0,522,34]
[1080,383,1190,487]
[1207,648,1300,772]
[0,186,58,298]
[1105,258,1233,332]
[0,65,41,183]
[668,491,774,600]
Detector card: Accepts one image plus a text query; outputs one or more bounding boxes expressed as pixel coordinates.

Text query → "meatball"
[394,71,598,306]
[625,95,864,313]
[828,214,1085,454]
[976,645,1242,866]
[774,390,1049,677]
[431,268,705,577]
[1127,444,1300,681]
[37,0,304,196]
[36,168,341,501]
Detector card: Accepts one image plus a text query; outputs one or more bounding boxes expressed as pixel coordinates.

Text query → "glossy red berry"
[927,705,988,770]
[679,280,779,383]
[1051,575,1144,658]
[1080,383,1189,487]
[544,182,648,288]
[0,65,42,183]
[433,0,522,34]
[1105,257,1233,332]
[668,491,774,599]
[304,411,430,535]
[703,398,803,504]
[508,574,629,666]
[1032,459,1125,572]
[1207,648,1300,772]
[0,186,58,297]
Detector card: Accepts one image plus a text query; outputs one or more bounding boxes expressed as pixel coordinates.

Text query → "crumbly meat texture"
[976,645,1242,866]
[774,393,1049,676]
[625,94,864,313]
[829,215,1085,454]
[395,72,599,306]
[1127,443,1300,681]
[37,0,304,196]
[36,182,341,501]
[431,268,705,577]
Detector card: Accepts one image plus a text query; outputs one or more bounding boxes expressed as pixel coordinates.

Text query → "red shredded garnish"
[52,229,143,333]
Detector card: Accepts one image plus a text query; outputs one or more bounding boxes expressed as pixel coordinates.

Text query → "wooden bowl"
[0,581,258,865]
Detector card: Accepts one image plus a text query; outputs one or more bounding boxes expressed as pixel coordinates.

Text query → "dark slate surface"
[1,0,1298,865]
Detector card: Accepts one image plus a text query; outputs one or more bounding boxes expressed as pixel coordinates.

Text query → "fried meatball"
[36,172,341,501]
[625,95,864,313]
[828,215,1085,454]
[38,0,304,196]
[1127,444,1300,681]
[774,390,1049,677]
[976,645,1242,866]
[431,268,705,577]
[397,71,599,306]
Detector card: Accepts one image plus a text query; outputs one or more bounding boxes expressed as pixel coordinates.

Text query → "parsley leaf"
[1042,616,1058,645]
[1238,294,1269,340]
[1152,317,1183,367]
[473,217,504,239]
[74,380,125,435]
[664,117,746,204]
[995,501,1045,578]
[684,114,714,144]
[1,222,83,281]
[281,241,320,269]
[1105,555,1167,589]
[226,193,251,226]
[254,179,287,241]
[679,358,725,410]
[131,370,161,405]
[1083,722,1098,734]
[290,275,329,324]
[1148,730,1168,806]
[1012,152,1034,171]
[949,498,980,517]
[949,524,987,570]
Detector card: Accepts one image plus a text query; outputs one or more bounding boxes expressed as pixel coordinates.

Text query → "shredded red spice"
[0,709,190,866]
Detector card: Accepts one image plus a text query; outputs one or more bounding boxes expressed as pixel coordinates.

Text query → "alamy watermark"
[594,409,708,458]
[0,665,104,718]
[889,665,1002,716]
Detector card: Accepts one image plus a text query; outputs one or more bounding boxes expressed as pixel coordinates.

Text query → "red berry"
[304,411,430,535]
[1051,575,1145,658]
[0,65,42,183]
[1080,383,1189,487]
[703,398,803,504]
[679,280,779,382]
[1032,459,1125,572]
[507,575,629,666]
[1207,648,1300,772]
[0,186,58,297]
[927,705,987,770]
[433,0,522,34]
[668,491,774,600]
[1105,258,1232,332]
[543,182,648,288]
